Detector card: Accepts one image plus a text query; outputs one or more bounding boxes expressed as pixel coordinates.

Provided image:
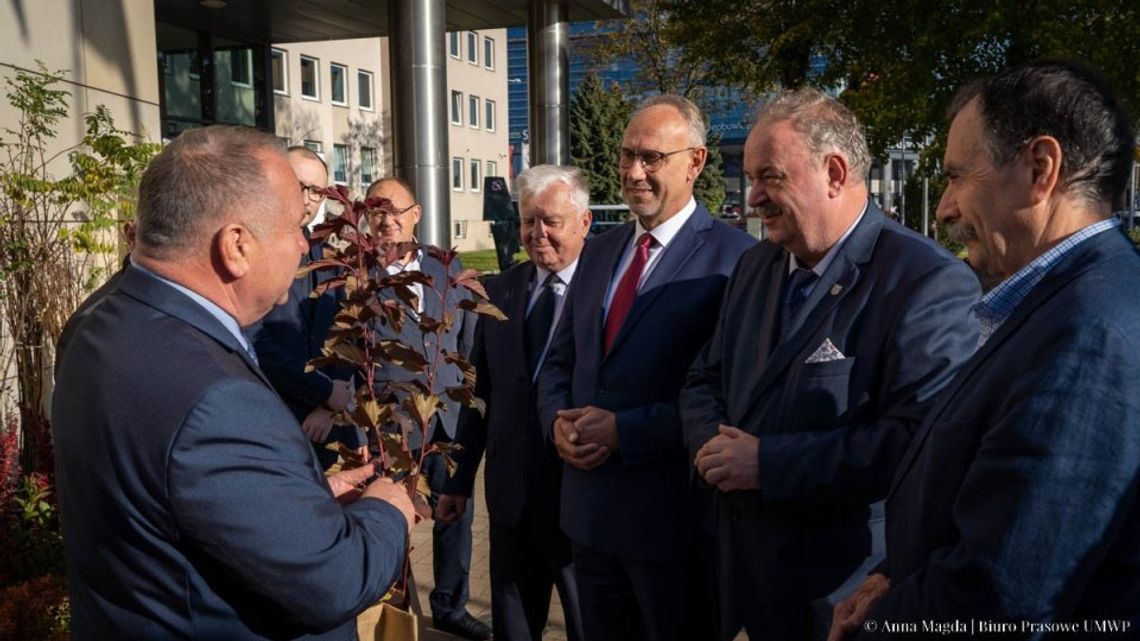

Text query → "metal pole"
[527,0,569,166]
[1130,160,1137,230]
[389,0,450,248]
[922,176,930,238]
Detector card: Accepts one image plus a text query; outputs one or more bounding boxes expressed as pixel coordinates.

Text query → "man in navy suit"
[537,95,757,641]
[52,126,415,640]
[253,146,357,470]
[680,88,980,641]
[364,177,489,640]
[438,165,590,641]
[830,61,1140,639]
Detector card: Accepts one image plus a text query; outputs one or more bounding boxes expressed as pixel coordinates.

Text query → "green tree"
[695,131,727,214]
[0,63,159,473]
[570,73,632,204]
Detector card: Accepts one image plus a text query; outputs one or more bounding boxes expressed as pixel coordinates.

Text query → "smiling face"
[519,181,591,272]
[620,104,706,229]
[743,118,839,264]
[937,98,1025,280]
[366,179,421,246]
[288,151,328,226]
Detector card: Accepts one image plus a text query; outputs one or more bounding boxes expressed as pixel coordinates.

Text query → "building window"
[358,70,373,111]
[333,144,348,184]
[453,220,468,239]
[470,158,481,192]
[483,37,494,70]
[271,48,288,95]
[330,63,347,106]
[466,32,478,65]
[468,95,480,129]
[452,157,463,191]
[486,160,498,178]
[303,140,322,154]
[449,32,460,59]
[227,48,252,87]
[300,56,319,100]
[484,99,495,131]
[361,147,376,185]
[450,90,462,125]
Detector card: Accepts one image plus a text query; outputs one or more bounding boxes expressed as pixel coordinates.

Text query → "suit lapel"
[739,210,882,417]
[592,224,637,351]
[605,209,711,357]
[887,229,1128,497]
[499,263,536,379]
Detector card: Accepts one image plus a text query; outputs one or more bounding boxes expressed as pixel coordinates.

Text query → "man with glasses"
[254,146,357,470]
[679,88,979,640]
[364,177,489,641]
[537,94,756,641]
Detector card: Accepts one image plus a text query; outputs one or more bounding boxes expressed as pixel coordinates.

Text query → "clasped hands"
[301,378,355,443]
[694,424,761,492]
[553,406,620,470]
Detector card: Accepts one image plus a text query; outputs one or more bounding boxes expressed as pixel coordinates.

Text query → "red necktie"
[604,233,654,353]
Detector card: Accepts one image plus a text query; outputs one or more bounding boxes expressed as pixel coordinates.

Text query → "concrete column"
[389,0,450,248]
[527,0,569,166]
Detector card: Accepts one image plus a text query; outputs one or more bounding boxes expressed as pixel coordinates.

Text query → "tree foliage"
[570,74,632,205]
[0,63,159,473]
[695,131,727,215]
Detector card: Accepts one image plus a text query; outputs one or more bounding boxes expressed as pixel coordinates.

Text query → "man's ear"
[1024,135,1062,206]
[826,153,849,197]
[215,223,253,280]
[688,147,708,181]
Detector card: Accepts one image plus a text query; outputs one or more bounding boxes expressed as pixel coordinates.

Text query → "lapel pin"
[830,284,843,296]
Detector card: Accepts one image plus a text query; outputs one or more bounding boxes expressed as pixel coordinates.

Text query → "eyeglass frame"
[618,146,699,172]
[299,181,326,202]
[371,202,419,220]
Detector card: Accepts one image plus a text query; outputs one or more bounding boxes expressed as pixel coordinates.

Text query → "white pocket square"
[805,338,846,363]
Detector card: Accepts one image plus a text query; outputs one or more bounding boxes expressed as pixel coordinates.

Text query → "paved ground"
[407,464,569,640]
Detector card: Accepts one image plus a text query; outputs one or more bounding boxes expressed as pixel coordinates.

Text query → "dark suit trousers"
[422,449,475,622]
[490,499,583,641]
[572,543,718,641]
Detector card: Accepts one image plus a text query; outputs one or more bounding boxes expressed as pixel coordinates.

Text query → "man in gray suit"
[365,177,489,640]
[680,89,980,640]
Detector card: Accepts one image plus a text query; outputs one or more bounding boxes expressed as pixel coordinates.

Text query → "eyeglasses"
[299,182,325,202]
[373,202,418,220]
[619,147,698,172]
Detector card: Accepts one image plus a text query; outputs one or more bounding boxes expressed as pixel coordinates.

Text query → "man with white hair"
[439,164,591,641]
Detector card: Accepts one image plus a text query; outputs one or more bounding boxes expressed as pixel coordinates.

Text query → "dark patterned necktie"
[525,273,558,376]
[780,268,818,340]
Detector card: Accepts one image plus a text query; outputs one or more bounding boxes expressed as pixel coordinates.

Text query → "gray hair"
[137,126,286,256]
[754,88,872,180]
[286,145,328,174]
[514,165,590,213]
[948,60,1134,208]
[633,94,707,148]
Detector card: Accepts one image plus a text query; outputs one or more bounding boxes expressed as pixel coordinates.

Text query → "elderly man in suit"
[438,165,590,641]
[253,146,356,470]
[52,126,415,640]
[364,177,488,640]
[680,88,980,641]
[537,94,757,641]
[829,61,1140,640]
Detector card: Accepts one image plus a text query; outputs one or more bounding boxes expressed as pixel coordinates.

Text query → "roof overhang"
[155,0,630,44]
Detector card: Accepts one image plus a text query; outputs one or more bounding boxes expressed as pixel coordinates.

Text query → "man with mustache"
[537,95,756,641]
[829,60,1140,639]
[680,88,980,640]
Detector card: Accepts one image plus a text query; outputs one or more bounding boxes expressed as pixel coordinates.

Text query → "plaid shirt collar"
[972,218,1120,347]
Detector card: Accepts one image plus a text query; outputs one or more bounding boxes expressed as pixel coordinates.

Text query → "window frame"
[449,32,461,59]
[452,156,464,191]
[450,90,463,126]
[484,98,496,132]
[357,70,374,111]
[300,55,320,101]
[469,158,482,192]
[329,62,348,107]
[271,48,288,95]
[483,36,495,70]
[468,94,480,129]
[333,144,349,184]
[466,32,478,65]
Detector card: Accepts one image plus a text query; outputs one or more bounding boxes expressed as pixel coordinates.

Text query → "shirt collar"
[132,262,251,351]
[789,202,868,276]
[973,218,1120,339]
[633,197,697,250]
[535,257,579,288]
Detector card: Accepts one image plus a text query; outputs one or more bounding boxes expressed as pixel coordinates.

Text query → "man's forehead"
[288,154,327,179]
[369,181,413,202]
[624,106,687,145]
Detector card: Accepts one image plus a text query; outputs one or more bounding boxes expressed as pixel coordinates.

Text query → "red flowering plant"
[299,186,503,599]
